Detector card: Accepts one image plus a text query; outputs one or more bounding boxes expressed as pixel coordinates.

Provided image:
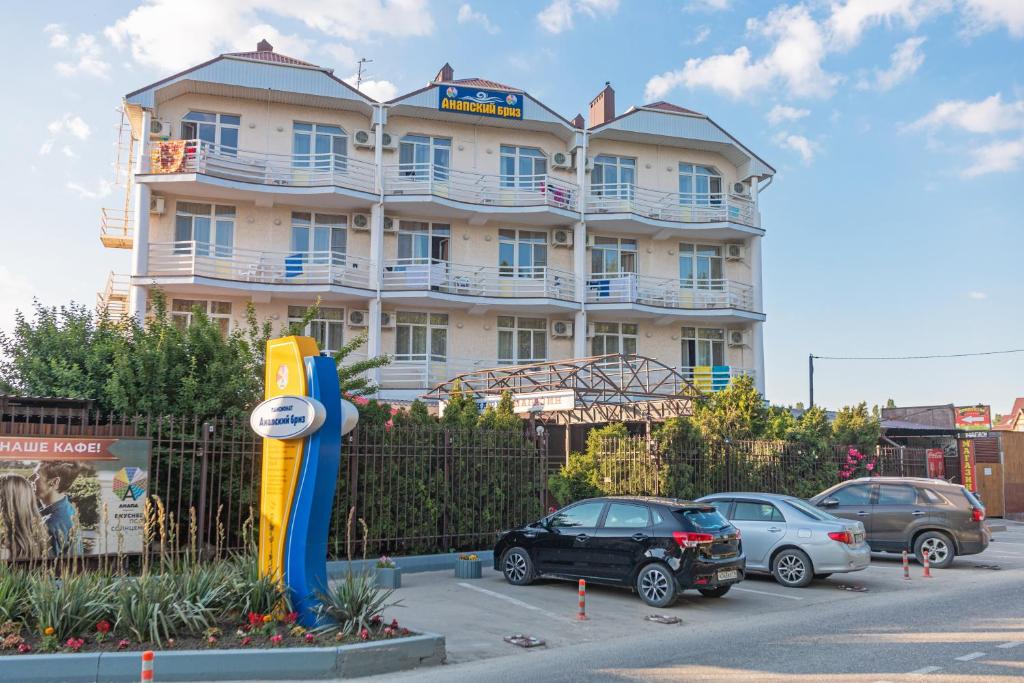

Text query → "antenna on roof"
[356,58,373,90]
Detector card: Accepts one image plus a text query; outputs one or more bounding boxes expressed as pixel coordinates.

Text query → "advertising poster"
[955,405,992,432]
[0,436,150,560]
[958,439,977,493]
[926,448,946,479]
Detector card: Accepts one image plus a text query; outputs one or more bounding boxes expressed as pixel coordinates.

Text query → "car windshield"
[675,508,729,531]
[784,498,839,521]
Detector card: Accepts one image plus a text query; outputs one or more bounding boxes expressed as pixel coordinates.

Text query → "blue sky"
[1,0,1022,414]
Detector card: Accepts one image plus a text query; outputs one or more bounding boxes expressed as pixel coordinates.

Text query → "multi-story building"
[99,40,773,402]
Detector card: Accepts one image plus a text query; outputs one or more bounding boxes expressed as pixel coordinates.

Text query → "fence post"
[724,441,733,491]
[197,421,212,552]
[646,421,660,497]
[443,430,452,552]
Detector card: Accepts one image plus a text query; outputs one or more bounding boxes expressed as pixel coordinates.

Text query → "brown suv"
[809,477,990,569]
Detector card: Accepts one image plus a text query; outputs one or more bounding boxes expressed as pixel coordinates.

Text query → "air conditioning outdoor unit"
[586,322,596,338]
[149,119,172,139]
[351,213,371,231]
[380,132,397,151]
[732,181,750,196]
[583,154,594,172]
[380,311,395,328]
[550,150,572,169]
[353,129,374,149]
[383,216,399,232]
[585,234,596,248]
[551,228,573,247]
[149,196,165,214]
[728,330,750,347]
[551,321,574,338]
[348,310,369,327]
[725,243,746,261]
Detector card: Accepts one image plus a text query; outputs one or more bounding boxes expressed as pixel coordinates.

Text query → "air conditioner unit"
[584,155,594,172]
[551,228,573,247]
[550,150,572,169]
[572,150,593,171]
[728,330,750,347]
[353,129,374,149]
[383,216,399,232]
[586,322,596,338]
[380,131,397,151]
[585,234,596,248]
[149,196,165,214]
[351,213,371,231]
[551,321,574,338]
[725,243,746,261]
[149,118,172,139]
[732,181,750,196]
[348,310,369,327]
[380,311,395,329]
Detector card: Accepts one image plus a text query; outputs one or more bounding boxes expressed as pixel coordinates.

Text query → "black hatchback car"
[493,496,745,607]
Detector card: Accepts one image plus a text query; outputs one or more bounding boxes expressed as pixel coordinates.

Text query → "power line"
[812,348,1024,361]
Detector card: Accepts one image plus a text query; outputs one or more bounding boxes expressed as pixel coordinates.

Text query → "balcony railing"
[680,365,755,392]
[148,241,372,289]
[100,208,134,249]
[585,273,755,310]
[145,140,376,194]
[383,163,579,211]
[382,259,576,301]
[588,183,756,226]
[96,272,130,318]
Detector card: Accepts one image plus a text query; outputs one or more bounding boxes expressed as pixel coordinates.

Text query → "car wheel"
[501,547,534,586]
[636,563,678,608]
[814,573,832,580]
[698,585,731,598]
[772,548,814,588]
[914,531,955,569]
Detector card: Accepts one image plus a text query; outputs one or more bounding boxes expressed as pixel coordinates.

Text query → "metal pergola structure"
[424,354,702,426]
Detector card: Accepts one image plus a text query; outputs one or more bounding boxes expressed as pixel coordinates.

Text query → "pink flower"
[65,637,84,652]
[352,396,370,407]
[117,639,130,650]
[305,633,315,643]
[848,448,857,456]
[241,636,252,646]
[865,462,875,471]
[270,634,283,646]
[855,452,864,460]
[390,407,399,416]
[360,628,369,641]
[839,471,851,479]
[18,643,31,654]
[282,612,298,625]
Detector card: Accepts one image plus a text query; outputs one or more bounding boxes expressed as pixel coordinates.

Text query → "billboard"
[955,405,992,432]
[438,85,524,120]
[0,436,150,559]
[959,439,978,493]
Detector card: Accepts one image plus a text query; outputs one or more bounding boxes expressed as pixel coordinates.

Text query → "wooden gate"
[975,436,1004,516]
[1002,432,1024,519]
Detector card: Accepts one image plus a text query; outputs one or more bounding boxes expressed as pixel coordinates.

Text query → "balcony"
[586,183,759,237]
[140,140,377,209]
[382,259,576,308]
[146,241,372,292]
[96,272,130,317]
[382,164,579,225]
[586,273,755,311]
[100,208,134,249]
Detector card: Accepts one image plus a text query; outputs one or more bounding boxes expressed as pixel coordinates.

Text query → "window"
[170,300,231,336]
[704,499,732,517]
[180,112,239,155]
[288,306,344,354]
[174,202,235,257]
[293,122,346,170]
[498,230,547,277]
[592,155,636,197]
[550,501,605,528]
[732,502,785,522]
[591,322,638,356]
[681,327,725,367]
[679,243,724,290]
[399,135,451,180]
[395,311,448,361]
[290,212,347,266]
[498,316,547,365]
[876,485,917,506]
[679,163,722,205]
[829,484,871,506]
[783,498,839,521]
[590,236,637,276]
[396,222,450,263]
[603,502,650,528]
[499,145,547,189]
[676,509,729,530]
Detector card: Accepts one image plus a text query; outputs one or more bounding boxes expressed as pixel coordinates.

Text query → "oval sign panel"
[250,395,327,440]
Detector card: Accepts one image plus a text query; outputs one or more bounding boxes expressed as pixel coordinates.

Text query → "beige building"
[98,41,774,401]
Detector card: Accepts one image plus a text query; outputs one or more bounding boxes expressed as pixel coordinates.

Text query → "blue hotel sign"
[439,85,524,120]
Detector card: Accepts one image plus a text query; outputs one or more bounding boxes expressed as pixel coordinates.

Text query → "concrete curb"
[328,550,494,578]
[988,524,1008,533]
[0,633,445,682]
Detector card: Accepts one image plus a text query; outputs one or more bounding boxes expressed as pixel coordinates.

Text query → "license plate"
[717,569,738,582]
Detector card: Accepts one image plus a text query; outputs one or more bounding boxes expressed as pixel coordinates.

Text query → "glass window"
[396,221,450,263]
[590,236,637,276]
[399,135,450,180]
[498,229,547,277]
[592,155,636,197]
[876,485,917,506]
[602,502,650,528]
[783,498,839,521]
[289,212,347,266]
[550,501,605,528]
[732,502,785,522]
[679,163,723,206]
[497,316,547,365]
[676,509,729,531]
[679,243,724,290]
[292,122,347,171]
[829,484,871,506]
[288,306,344,353]
[681,326,725,367]
[395,311,447,361]
[170,299,231,336]
[174,202,234,257]
[181,111,240,155]
[499,145,547,189]
[591,321,638,357]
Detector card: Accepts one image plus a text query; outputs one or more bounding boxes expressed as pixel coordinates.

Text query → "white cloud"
[105,0,434,72]
[48,31,110,79]
[967,290,988,300]
[961,0,1024,38]
[691,26,711,45]
[537,0,618,34]
[0,267,35,337]
[457,4,500,34]
[766,104,810,125]
[43,23,69,48]
[773,131,819,164]
[350,78,398,102]
[684,0,731,10]
[860,36,926,91]
[321,43,358,70]
[38,141,54,156]
[47,114,91,141]
[909,93,1024,134]
[65,179,114,200]
[61,146,77,158]
[827,0,950,50]
[963,137,1024,176]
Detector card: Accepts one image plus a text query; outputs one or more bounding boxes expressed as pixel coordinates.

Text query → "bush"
[27,572,111,641]
[315,572,398,636]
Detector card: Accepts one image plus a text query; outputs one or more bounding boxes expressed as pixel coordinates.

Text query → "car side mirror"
[820,498,839,508]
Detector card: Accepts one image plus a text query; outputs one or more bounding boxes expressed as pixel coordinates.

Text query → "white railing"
[148,241,372,289]
[145,140,377,193]
[100,207,133,248]
[588,183,757,226]
[382,259,576,301]
[96,272,130,318]
[585,273,755,310]
[348,354,510,389]
[680,365,755,392]
[383,163,579,211]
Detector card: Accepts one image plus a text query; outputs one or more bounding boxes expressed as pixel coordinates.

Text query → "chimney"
[588,82,615,128]
[571,113,585,129]
[433,63,454,84]
[256,39,273,53]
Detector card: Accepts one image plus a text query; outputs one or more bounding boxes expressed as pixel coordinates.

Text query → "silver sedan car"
[696,492,870,588]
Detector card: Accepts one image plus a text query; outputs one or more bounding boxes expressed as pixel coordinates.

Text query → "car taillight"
[673,531,714,548]
[972,507,985,522]
[734,528,741,540]
[828,530,853,544]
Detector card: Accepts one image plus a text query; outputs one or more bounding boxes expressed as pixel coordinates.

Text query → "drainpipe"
[572,129,588,359]
[367,103,387,390]
[128,107,152,322]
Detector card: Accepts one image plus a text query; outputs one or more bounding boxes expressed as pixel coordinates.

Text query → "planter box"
[375,566,402,589]
[454,558,483,579]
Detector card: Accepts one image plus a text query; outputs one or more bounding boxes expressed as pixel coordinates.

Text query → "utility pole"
[356,58,373,90]
[808,354,815,408]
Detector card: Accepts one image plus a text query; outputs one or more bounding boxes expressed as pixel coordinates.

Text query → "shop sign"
[955,405,991,432]
[959,439,978,492]
[439,85,524,120]
[250,395,326,440]
[926,448,946,479]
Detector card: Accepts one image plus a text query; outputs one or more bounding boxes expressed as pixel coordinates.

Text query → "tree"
[692,374,768,441]
[832,402,881,453]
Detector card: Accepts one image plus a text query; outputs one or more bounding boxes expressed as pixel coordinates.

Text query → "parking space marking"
[954,651,986,661]
[730,586,804,601]
[997,641,1023,649]
[456,582,577,623]
[908,665,943,675]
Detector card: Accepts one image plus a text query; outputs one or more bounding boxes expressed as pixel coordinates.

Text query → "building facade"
[98,41,774,401]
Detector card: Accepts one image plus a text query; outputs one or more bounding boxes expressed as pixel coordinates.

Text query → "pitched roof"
[445,77,519,91]
[223,39,319,68]
[995,397,1024,431]
[643,101,703,116]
